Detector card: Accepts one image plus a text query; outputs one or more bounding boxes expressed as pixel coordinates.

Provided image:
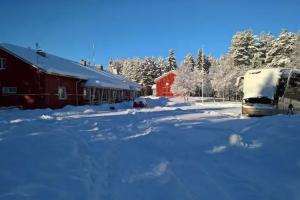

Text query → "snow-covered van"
[242,68,300,116]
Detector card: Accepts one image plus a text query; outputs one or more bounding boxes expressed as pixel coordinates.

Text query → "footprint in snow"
[206,145,227,154]
[10,119,25,123]
[80,127,99,132]
[206,134,262,154]
[123,127,152,140]
[40,115,53,120]
[123,161,169,183]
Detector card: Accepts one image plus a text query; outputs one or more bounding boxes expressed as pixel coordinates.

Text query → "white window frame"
[58,86,67,100]
[2,87,17,96]
[0,58,7,70]
[83,88,90,100]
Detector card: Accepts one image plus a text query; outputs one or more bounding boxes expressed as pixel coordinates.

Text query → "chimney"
[95,64,104,71]
[80,59,87,66]
[36,49,47,57]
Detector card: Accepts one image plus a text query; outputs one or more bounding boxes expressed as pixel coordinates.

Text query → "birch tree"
[171,63,198,101]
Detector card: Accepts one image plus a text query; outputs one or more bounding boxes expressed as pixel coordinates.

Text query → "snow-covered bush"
[171,63,198,98]
[210,57,242,100]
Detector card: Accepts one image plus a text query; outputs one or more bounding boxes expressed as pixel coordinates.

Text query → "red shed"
[154,70,176,97]
[0,43,140,109]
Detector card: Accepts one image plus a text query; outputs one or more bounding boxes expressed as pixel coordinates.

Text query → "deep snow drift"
[0,97,299,200]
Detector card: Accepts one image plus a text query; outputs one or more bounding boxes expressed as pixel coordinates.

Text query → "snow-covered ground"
[0,97,299,200]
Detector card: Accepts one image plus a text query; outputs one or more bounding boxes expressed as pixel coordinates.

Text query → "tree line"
[108,29,300,99]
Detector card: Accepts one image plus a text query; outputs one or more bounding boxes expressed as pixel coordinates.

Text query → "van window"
[289,73,300,88]
[285,73,300,101]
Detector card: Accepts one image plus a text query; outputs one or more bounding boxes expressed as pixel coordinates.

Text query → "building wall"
[0,49,45,108]
[0,49,85,109]
[43,74,85,109]
[156,72,176,97]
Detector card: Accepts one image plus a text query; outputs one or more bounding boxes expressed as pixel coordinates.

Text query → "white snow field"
[0,97,300,200]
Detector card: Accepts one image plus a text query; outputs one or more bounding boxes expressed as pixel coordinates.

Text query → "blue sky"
[1,0,299,67]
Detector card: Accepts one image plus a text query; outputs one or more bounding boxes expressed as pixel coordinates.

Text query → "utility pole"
[92,43,95,66]
[35,42,39,65]
[201,45,204,103]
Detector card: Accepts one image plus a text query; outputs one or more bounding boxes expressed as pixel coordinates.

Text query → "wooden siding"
[0,48,45,108]
[155,72,176,97]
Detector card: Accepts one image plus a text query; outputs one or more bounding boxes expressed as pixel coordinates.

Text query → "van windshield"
[244,97,273,104]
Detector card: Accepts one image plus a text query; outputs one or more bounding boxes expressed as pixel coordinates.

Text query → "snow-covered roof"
[154,70,176,82]
[0,43,140,91]
[243,68,287,100]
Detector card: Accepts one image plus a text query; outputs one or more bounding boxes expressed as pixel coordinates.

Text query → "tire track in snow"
[86,110,156,199]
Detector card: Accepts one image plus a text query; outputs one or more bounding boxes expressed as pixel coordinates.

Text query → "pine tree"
[121,57,143,83]
[196,50,211,73]
[205,55,213,73]
[196,50,204,71]
[252,32,274,68]
[156,57,165,76]
[140,57,152,86]
[266,30,297,68]
[289,33,300,69]
[165,49,177,72]
[140,57,160,86]
[229,30,257,67]
[108,59,123,74]
[183,53,195,71]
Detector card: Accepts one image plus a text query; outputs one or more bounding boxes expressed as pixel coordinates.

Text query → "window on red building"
[0,58,7,70]
[58,87,67,100]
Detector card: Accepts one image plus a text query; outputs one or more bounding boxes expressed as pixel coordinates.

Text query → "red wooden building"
[154,70,176,97]
[0,43,140,109]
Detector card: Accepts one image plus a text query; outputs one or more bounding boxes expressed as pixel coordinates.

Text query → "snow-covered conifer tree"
[140,57,159,86]
[266,30,296,68]
[121,58,143,83]
[229,30,257,67]
[196,50,211,73]
[194,51,213,96]
[252,32,274,68]
[108,59,123,74]
[165,49,177,72]
[156,57,165,76]
[289,33,300,69]
[183,53,195,71]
